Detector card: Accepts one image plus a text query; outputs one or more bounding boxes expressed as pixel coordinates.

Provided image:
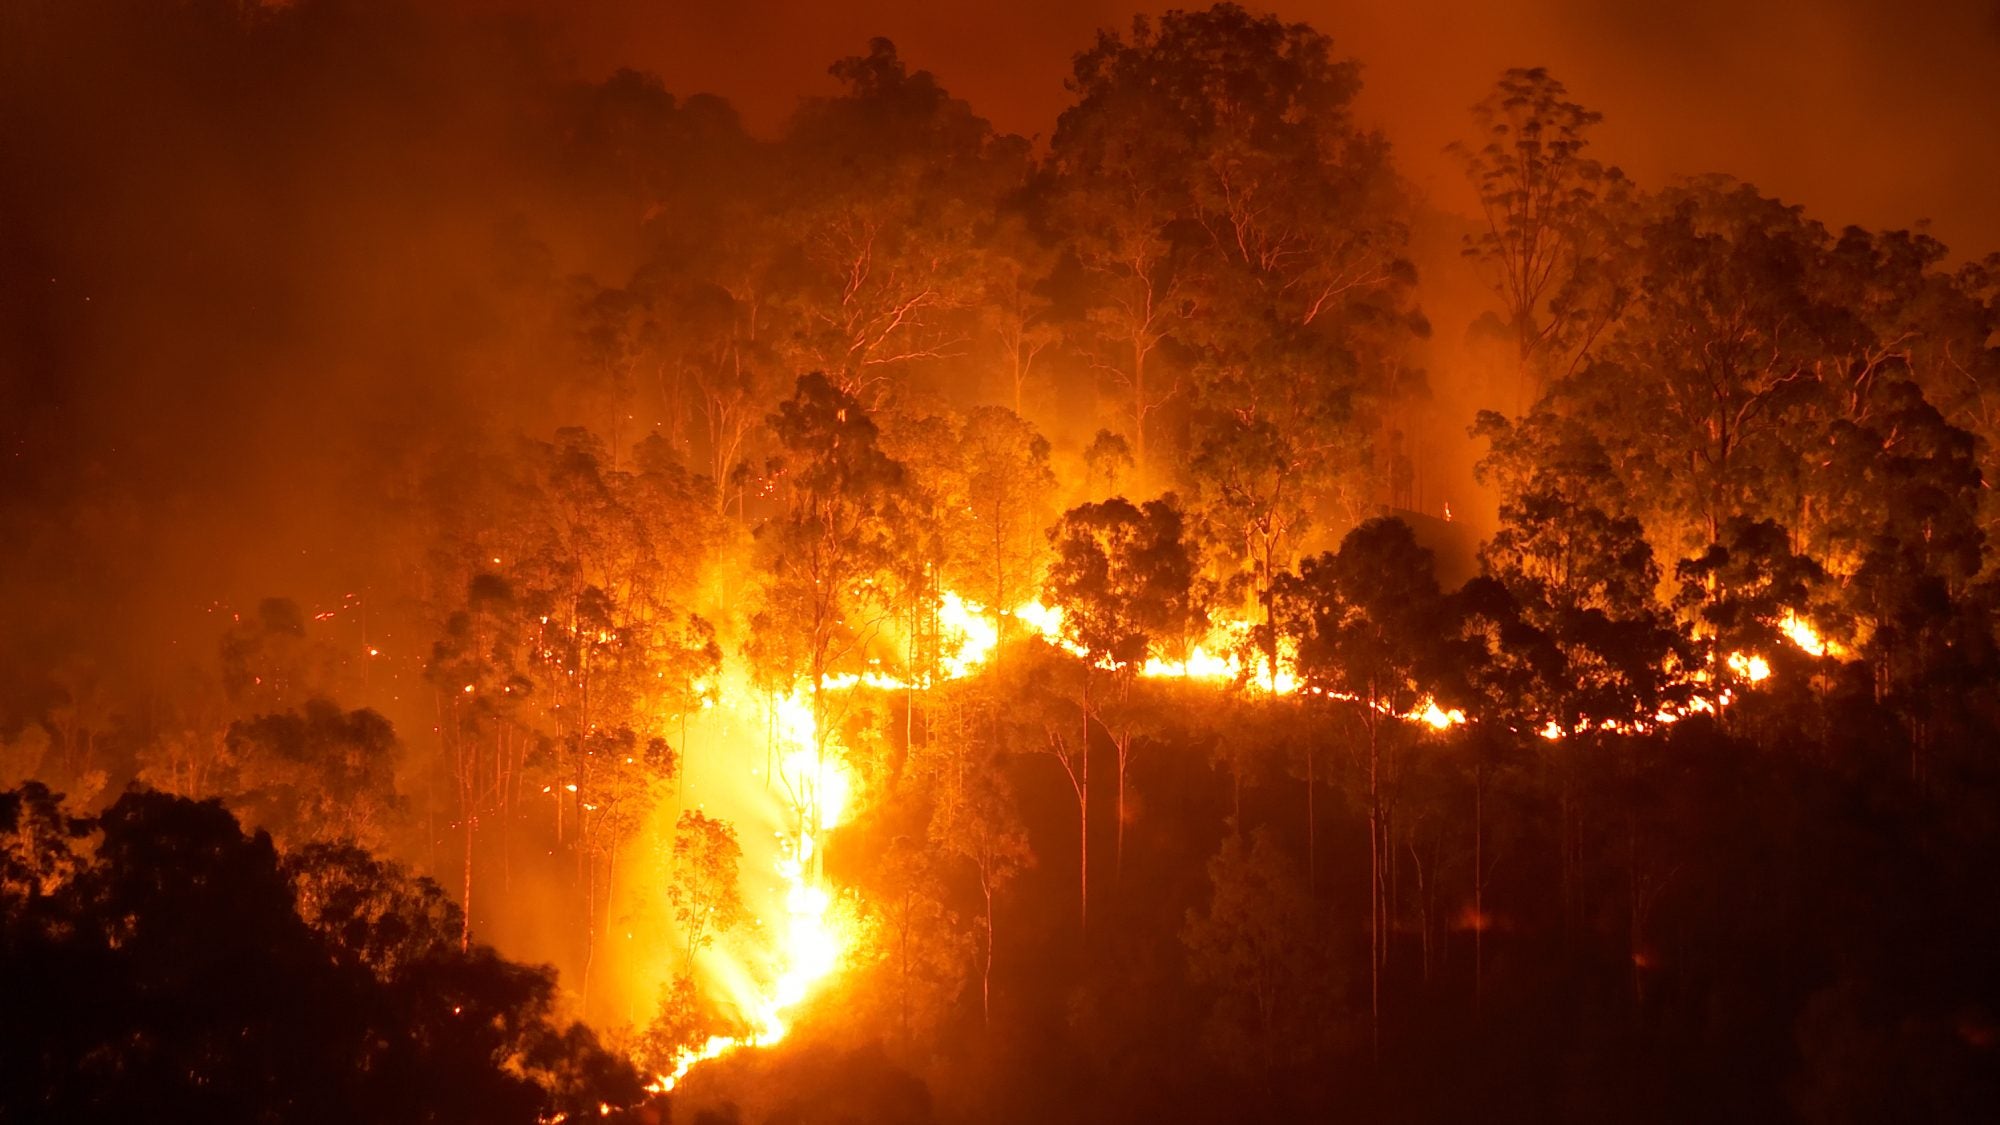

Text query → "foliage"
[667,809,747,964]
[0,786,642,1124]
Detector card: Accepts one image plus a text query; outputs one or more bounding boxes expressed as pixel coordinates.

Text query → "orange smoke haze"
[523,0,2000,256]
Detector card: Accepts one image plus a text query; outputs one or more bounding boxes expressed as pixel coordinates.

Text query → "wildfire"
[1140,644,1238,682]
[1726,651,1772,683]
[646,845,845,1094]
[1779,611,1837,658]
[646,589,1840,1097]
[936,590,1000,678]
[645,681,859,1095]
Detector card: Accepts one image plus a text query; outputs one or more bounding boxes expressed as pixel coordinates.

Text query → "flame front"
[641,589,1833,1095]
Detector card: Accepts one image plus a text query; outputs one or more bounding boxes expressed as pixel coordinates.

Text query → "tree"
[637,973,748,1075]
[1182,828,1332,1084]
[774,38,1028,400]
[1274,517,1449,1057]
[0,780,88,910]
[976,212,1061,415]
[225,699,403,851]
[666,809,746,966]
[1674,516,1832,702]
[134,671,238,803]
[1046,495,1209,888]
[572,727,678,1008]
[284,841,460,980]
[930,746,1031,1023]
[1570,180,1857,558]
[1083,429,1134,498]
[1050,3,1413,483]
[426,570,533,950]
[1188,411,1312,677]
[1452,67,1629,403]
[956,406,1058,623]
[1474,411,1690,734]
[853,836,973,1042]
[757,372,910,868]
[0,786,644,1124]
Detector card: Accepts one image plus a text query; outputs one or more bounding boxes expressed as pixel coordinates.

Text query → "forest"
[3,2,1999,1122]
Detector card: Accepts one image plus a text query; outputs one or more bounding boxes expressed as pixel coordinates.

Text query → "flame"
[1140,644,1240,682]
[648,683,856,1095]
[1725,651,1771,683]
[1416,700,1466,730]
[646,854,846,1094]
[1529,612,1838,740]
[936,590,1000,679]
[1779,611,1836,657]
[1006,599,1067,644]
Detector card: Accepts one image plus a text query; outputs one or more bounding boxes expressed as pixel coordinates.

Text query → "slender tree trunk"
[907,594,917,768]
[899,890,912,1042]
[1132,337,1147,479]
[461,802,475,951]
[812,669,827,884]
[1080,675,1091,936]
[1627,812,1643,1014]
[582,847,598,1017]
[500,726,513,893]
[605,844,620,1015]
[1412,841,1432,984]
[1115,733,1127,885]
[1306,738,1317,896]
[1474,749,1485,1017]
[981,864,996,1025]
[1369,714,1382,1064]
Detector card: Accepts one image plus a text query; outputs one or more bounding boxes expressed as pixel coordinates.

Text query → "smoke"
[528,0,2000,252]
[477,0,2000,541]
[9,0,1992,690]
[1,0,557,723]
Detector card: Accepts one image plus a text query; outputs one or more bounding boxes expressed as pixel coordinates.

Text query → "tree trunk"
[1368,713,1382,1064]
[981,864,996,1025]
[1080,677,1091,937]
[1306,738,1317,896]
[1115,734,1127,885]
[461,800,475,952]
[1474,750,1485,1017]
[582,847,598,1018]
[1132,337,1147,480]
